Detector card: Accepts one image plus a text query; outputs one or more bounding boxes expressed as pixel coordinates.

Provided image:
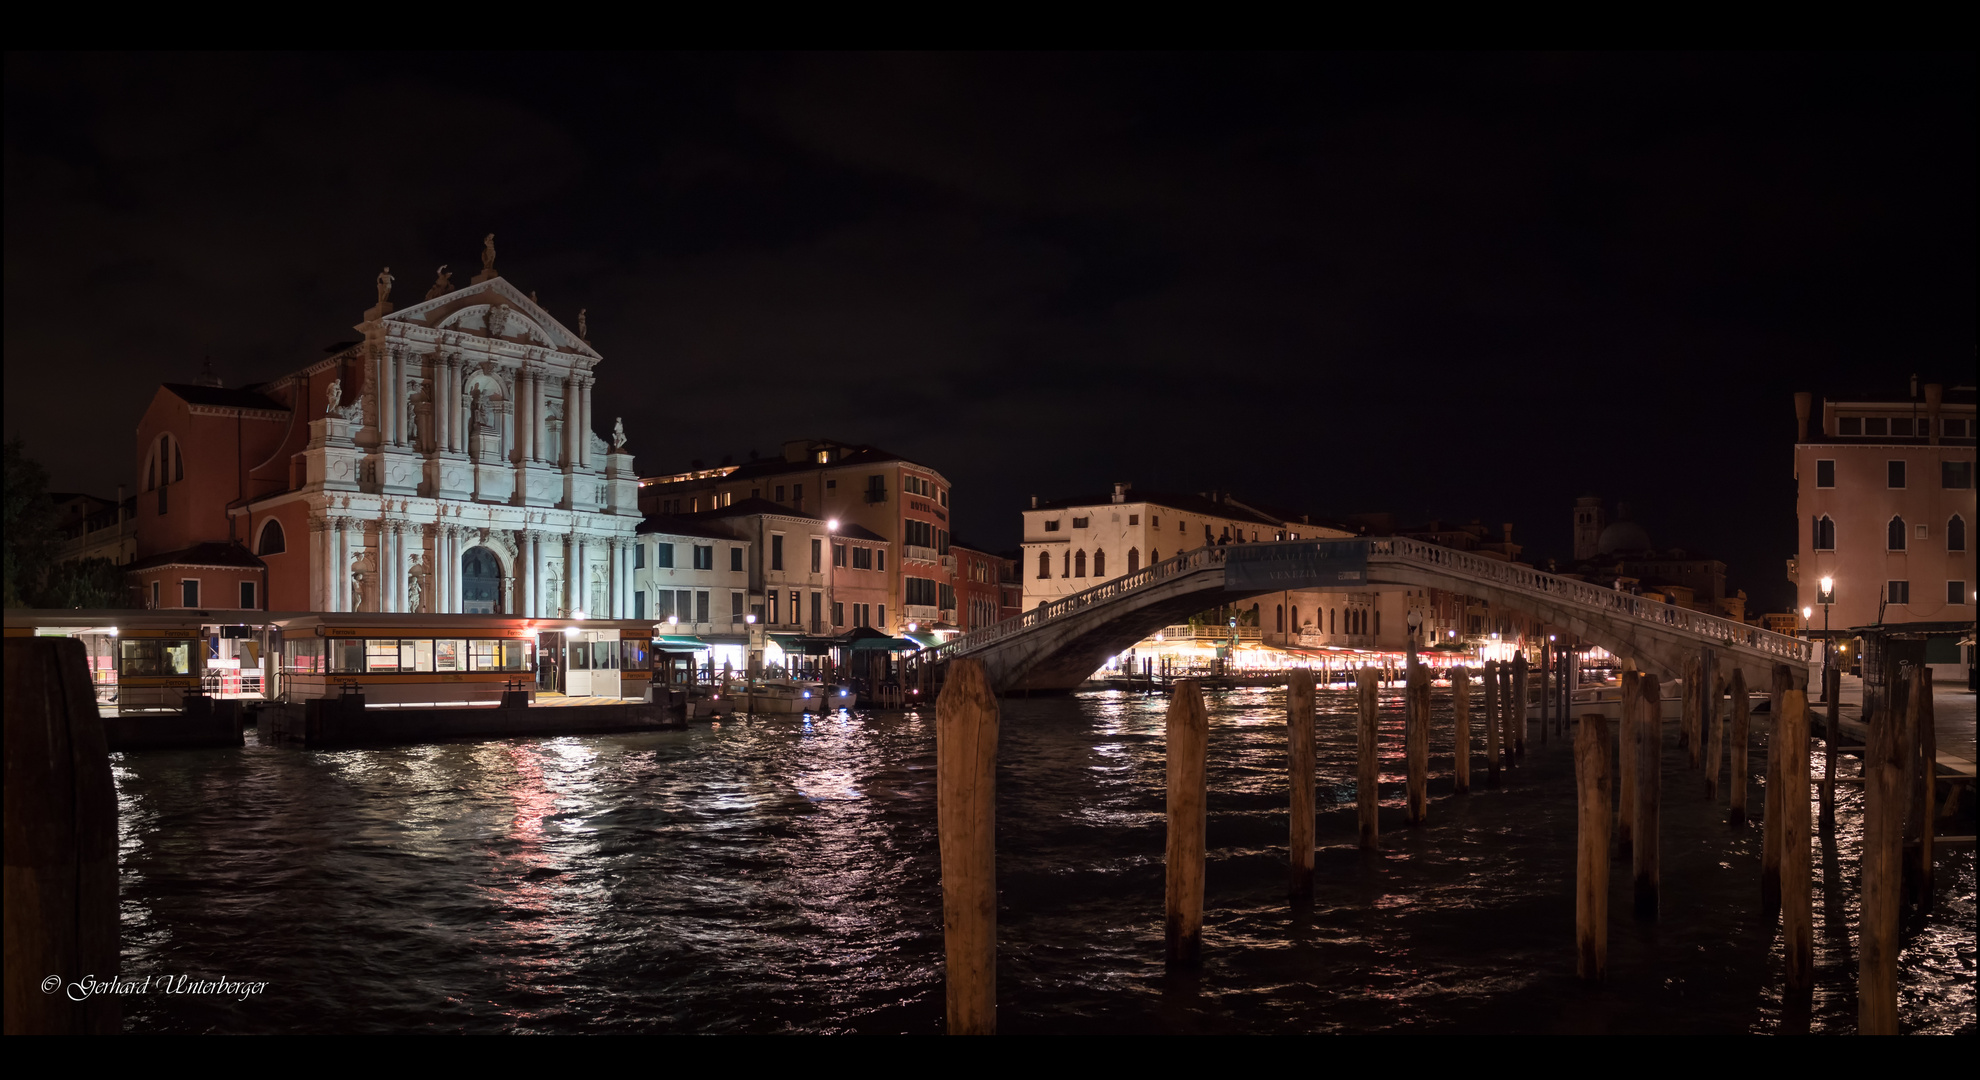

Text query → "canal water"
[112,686,1974,1034]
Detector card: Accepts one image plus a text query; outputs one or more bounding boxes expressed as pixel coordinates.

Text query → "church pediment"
[380,277,599,358]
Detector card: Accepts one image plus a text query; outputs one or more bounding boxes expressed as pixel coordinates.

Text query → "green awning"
[848,635,919,652]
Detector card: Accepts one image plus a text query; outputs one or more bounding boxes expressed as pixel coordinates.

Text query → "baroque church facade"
[129,239,640,617]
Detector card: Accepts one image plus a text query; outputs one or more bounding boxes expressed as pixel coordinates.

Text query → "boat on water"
[709,680,848,716]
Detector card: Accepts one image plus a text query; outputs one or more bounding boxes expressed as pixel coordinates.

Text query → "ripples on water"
[112,686,1974,1033]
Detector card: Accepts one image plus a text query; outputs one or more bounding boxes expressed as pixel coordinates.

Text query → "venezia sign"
[1223,540,1369,592]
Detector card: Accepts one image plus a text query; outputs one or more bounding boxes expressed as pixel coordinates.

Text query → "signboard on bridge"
[1223,540,1369,592]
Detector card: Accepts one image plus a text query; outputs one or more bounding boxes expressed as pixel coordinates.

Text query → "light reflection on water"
[111,687,1973,1033]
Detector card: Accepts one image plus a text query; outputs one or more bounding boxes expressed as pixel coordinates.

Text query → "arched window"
[1888,516,1906,551]
[1292,606,1300,631]
[1062,551,1071,578]
[1329,609,1335,634]
[1813,515,1835,551]
[1038,551,1051,579]
[1374,611,1381,636]
[1276,604,1285,633]
[1074,550,1087,577]
[1093,549,1106,578]
[1127,547,1140,574]
[1150,549,1160,563]
[256,519,286,556]
[173,441,183,482]
[1950,515,1967,553]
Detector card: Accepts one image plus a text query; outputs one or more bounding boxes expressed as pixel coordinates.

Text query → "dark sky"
[6,53,1973,610]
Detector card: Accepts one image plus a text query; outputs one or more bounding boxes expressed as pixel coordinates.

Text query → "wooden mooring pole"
[1356,667,1379,850]
[1500,659,1518,767]
[1820,664,1839,822]
[1780,689,1813,993]
[1729,667,1750,827]
[1537,641,1550,744]
[1858,663,1905,1035]
[1166,679,1209,968]
[1618,670,1640,854]
[1698,647,1718,774]
[1762,662,1793,918]
[1453,665,1472,795]
[1482,660,1501,787]
[1705,670,1724,799]
[1575,713,1612,981]
[936,658,998,1035]
[1904,665,1935,914]
[1512,651,1528,760]
[1633,672,1662,919]
[1406,662,1429,825]
[1680,653,1698,761]
[1288,668,1315,901]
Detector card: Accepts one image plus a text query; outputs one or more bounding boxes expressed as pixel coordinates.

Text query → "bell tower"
[1572,496,1606,561]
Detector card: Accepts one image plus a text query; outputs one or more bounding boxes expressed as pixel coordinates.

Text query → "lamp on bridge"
[1816,575,1836,688]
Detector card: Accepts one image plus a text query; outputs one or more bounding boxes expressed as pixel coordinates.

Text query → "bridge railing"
[1373,538,1813,664]
[933,537,1812,667]
[928,545,1228,664]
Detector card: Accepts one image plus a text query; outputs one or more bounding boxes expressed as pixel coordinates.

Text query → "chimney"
[1030,495,1038,509]
[1793,392,1811,443]
[1822,398,1835,438]
[1926,383,1943,445]
[1112,481,1129,504]
[1502,522,1514,545]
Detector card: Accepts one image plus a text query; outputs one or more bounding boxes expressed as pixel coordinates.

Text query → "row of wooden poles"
[935,648,1944,1035]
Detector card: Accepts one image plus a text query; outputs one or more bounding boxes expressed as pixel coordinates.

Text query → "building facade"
[130,250,640,615]
[1791,383,1976,634]
[1020,485,1355,612]
[640,438,956,634]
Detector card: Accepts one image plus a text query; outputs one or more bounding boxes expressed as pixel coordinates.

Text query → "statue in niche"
[468,386,490,434]
[480,234,497,275]
[578,308,588,339]
[376,267,394,304]
[425,265,453,300]
[611,417,626,450]
[407,555,426,613]
[325,378,343,416]
[406,394,420,446]
[487,304,508,338]
[350,549,377,613]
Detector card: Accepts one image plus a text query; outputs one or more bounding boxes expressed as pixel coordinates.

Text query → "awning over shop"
[653,635,704,653]
[902,630,941,650]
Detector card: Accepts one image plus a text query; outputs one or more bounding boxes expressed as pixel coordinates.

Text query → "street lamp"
[1816,575,1836,688]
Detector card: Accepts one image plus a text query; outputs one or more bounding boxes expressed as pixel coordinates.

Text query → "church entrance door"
[462,546,503,614]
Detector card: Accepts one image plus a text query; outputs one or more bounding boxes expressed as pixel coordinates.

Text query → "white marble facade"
[293,273,640,617]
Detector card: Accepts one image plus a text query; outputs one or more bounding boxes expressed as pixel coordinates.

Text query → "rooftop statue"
[375,266,394,304]
[325,378,343,416]
[480,233,497,274]
[425,265,453,300]
[578,308,588,339]
[611,416,626,449]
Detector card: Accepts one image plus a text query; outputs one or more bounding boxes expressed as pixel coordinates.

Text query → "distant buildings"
[1790,381,1975,638]
[639,438,960,637]
[1559,498,1740,622]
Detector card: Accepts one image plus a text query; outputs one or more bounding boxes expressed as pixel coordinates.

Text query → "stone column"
[528,532,543,617]
[388,347,404,447]
[313,517,330,612]
[435,356,452,453]
[333,518,351,613]
[579,375,594,469]
[533,371,547,462]
[563,374,579,469]
[608,538,622,619]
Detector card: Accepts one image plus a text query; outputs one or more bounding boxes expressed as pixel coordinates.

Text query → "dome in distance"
[1598,520,1653,555]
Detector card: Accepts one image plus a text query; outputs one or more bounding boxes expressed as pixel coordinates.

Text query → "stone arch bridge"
[925,538,1813,694]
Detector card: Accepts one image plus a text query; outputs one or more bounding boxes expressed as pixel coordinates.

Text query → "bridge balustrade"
[930,538,1810,667]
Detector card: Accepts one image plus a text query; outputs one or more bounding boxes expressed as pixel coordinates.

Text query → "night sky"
[6,53,1973,610]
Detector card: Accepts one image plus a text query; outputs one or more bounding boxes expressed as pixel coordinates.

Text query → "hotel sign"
[1223,541,1369,592]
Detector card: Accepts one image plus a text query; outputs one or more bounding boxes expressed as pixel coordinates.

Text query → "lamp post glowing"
[1816,575,1835,682]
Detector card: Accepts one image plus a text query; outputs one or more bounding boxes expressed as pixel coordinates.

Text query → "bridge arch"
[931,539,1811,694]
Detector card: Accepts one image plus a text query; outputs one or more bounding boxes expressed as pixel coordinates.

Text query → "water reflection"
[110,687,1972,1033]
